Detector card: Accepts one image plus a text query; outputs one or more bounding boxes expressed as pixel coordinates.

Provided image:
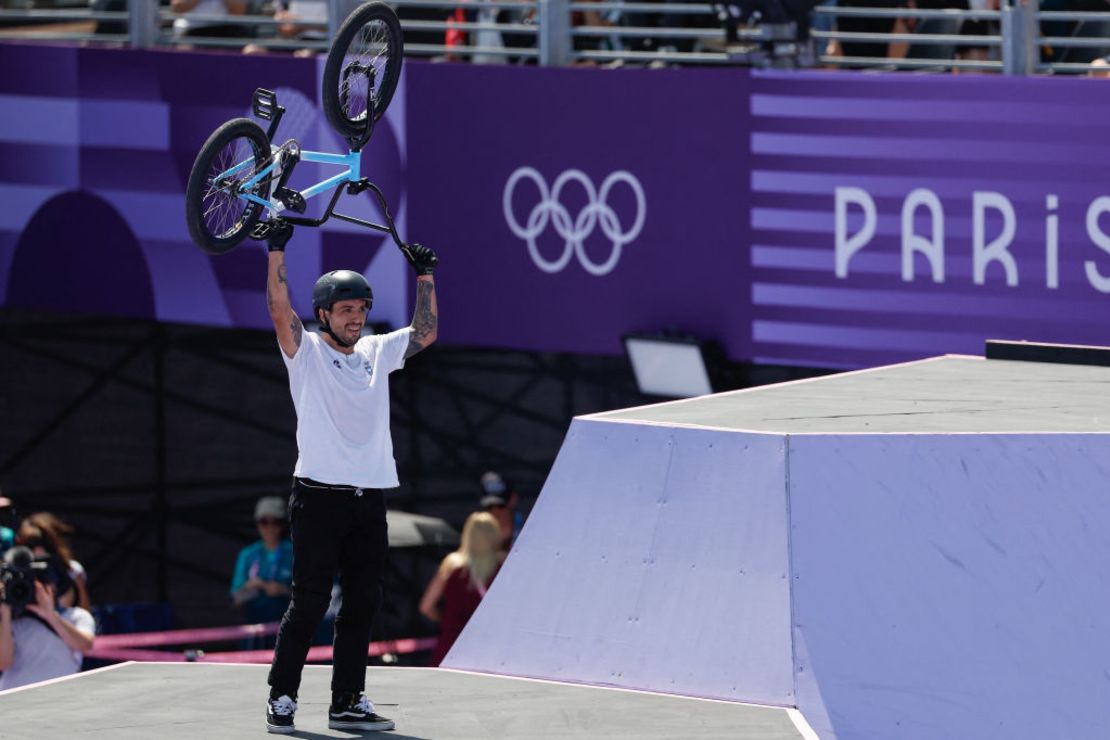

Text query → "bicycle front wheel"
[185,118,273,255]
[322,2,403,141]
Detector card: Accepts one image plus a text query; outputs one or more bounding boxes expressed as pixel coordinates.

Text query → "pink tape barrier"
[92,622,281,649]
[86,636,437,664]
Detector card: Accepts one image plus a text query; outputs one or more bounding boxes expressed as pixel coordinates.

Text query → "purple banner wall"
[748,71,1110,368]
[5,43,1110,368]
[0,43,411,333]
[405,64,752,358]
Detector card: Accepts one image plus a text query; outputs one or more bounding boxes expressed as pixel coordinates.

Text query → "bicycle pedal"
[252,88,279,121]
[249,221,274,240]
[274,188,306,214]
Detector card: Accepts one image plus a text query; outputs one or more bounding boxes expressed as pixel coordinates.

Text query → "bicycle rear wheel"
[322,2,403,141]
[185,118,273,255]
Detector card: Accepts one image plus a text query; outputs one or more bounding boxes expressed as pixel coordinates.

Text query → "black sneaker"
[328,693,395,731]
[266,694,297,734]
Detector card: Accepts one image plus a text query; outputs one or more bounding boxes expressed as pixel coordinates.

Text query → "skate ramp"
[444,420,796,706]
[789,433,1110,740]
[445,356,1110,739]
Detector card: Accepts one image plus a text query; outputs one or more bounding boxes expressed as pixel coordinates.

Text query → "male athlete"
[262,222,438,734]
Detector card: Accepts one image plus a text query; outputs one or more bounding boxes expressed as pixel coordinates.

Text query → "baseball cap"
[254,496,287,521]
[479,471,510,508]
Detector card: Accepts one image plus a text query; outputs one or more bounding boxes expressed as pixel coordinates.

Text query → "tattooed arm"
[267,250,304,359]
[405,275,438,359]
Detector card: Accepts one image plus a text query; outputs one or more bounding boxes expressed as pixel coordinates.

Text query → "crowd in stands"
[6,0,1110,70]
[827,0,1110,70]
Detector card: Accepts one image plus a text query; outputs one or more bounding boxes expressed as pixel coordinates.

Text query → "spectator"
[1088,54,1110,76]
[0,546,95,691]
[834,0,907,58]
[419,512,503,666]
[443,0,508,64]
[0,493,16,555]
[895,0,961,65]
[238,0,327,57]
[275,0,328,57]
[479,470,521,552]
[231,497,294,644]
[951,0,998,72]
[16,512,91,612]
[171,0,252,41]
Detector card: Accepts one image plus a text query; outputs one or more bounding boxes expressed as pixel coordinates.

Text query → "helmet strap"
[318,310,356,349]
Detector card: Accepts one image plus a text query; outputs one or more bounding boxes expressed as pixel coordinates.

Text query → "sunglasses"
[256,517,283,526]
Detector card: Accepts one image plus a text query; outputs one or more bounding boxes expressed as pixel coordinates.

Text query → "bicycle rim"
[199,136,269,240]
[336,15,397,126]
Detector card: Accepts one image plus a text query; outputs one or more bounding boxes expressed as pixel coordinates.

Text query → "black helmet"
[312,270,373,319]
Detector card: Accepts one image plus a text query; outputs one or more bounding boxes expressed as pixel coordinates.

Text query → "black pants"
[268,478,389,699]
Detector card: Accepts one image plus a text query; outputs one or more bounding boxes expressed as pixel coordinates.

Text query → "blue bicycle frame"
[220,148,361,214]
[216,140,402,244]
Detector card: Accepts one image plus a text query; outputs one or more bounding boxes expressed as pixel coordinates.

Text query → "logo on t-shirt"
[332,359,342,369]
[364,361,374,379]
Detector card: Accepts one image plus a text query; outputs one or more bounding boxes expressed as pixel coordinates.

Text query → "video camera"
[0,546,70,617]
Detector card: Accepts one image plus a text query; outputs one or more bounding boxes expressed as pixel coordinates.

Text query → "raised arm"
[406,276,438,358]
[266,223,304,359]
[401,243,439,359]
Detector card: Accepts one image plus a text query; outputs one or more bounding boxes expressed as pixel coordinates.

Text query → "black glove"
[400,242,438,276]
[266,220,294,253]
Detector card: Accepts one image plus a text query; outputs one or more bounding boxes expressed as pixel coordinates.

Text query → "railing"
[1036,9,1110,73]
[812,6,1006,73]
[1,0,1110,74]
[393,0,541,63]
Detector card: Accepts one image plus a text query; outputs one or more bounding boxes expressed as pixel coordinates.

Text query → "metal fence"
[2,0,1110,73]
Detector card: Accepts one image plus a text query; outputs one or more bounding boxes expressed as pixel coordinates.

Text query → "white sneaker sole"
[328,719,395,731]
[265,722,296,734]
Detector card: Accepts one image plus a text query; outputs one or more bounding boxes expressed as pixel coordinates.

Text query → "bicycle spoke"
[200,136,267,240]
[339,18,391,124]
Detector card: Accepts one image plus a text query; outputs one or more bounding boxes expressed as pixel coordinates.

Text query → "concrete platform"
[597,355,1110,433]
[0,662,809,740]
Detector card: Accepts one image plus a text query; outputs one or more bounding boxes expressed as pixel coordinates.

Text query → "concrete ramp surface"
[446,421,795,706]
[444,356,1110,739]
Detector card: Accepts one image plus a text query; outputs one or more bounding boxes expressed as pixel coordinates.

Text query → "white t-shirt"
[282,328,412,488]
[0,607,95,690]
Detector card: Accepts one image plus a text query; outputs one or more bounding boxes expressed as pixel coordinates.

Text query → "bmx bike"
[184,2,405,255]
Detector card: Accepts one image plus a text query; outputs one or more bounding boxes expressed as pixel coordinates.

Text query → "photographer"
[0,494,16,555]
[0,547,95,690]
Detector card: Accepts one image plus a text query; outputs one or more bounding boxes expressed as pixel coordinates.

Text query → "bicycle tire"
[185,118,273,255]
[322,2,403,141]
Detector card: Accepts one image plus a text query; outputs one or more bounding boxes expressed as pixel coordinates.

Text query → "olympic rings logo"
[503,167,646,276]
